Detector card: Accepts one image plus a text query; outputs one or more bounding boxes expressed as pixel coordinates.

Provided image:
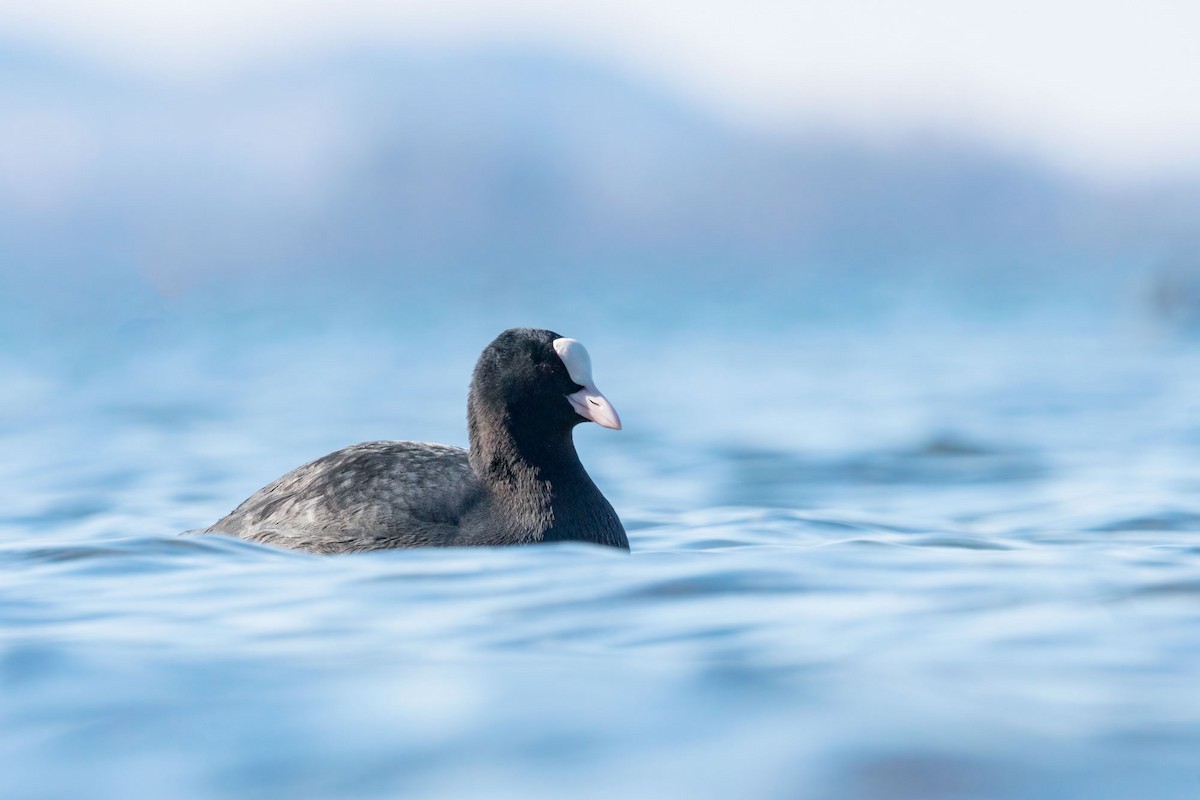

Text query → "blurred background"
[6,3,1200,800]
[3,0,1200,340]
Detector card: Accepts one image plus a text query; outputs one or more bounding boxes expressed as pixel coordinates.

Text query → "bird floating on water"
[200,328,627,552]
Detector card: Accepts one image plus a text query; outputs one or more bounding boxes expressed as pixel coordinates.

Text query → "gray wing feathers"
[205,441,479,553]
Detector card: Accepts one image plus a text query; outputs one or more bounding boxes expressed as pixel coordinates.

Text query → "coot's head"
[469,328,621,433]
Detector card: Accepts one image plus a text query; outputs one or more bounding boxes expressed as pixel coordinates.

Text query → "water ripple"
[6,329,1200,799]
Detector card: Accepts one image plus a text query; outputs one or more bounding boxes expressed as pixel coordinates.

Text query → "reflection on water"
[4,312,1200,800]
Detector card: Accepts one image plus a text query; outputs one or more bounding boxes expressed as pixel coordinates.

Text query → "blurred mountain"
[2,42,1199,309]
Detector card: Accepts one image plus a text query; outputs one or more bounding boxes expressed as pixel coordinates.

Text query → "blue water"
[4,306,1200,799]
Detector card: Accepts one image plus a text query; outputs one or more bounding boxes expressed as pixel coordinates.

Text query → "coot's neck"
[468,408,614,545]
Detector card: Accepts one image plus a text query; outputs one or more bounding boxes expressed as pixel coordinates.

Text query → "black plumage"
[200,328,627,552]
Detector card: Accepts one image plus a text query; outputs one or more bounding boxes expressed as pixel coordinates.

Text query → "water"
[4,304,1200,799]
